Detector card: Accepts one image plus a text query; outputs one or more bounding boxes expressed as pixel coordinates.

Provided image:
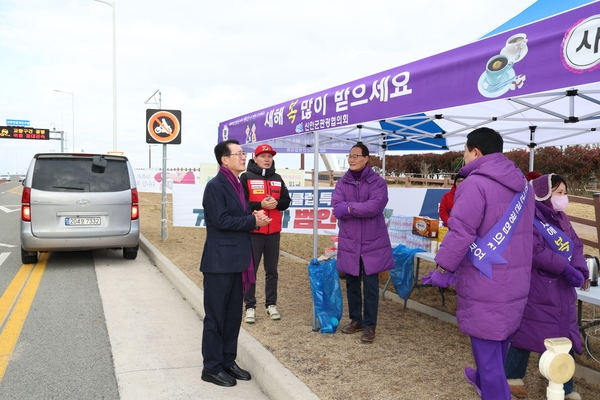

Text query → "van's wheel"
[21,247,38,264]
[123,245,139,260]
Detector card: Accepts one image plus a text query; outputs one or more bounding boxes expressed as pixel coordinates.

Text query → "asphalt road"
[0,181,271,400]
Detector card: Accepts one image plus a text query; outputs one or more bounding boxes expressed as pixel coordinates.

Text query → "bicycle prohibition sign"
[146,109,182,145]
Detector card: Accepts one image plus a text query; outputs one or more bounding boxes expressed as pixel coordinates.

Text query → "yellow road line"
[0,253,48,381]
[0,264,34,328]
[7,185,23,196]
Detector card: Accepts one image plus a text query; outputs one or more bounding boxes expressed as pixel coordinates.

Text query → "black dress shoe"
[224,364,251,381]
[201,369,237,387]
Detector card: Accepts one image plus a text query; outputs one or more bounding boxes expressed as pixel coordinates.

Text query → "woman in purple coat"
[505,174,588,400]
[332,143,394,343]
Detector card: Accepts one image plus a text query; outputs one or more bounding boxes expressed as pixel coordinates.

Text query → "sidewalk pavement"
[138,235,320,400]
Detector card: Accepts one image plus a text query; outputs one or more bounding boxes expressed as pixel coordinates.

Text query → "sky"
[0,0,538,175]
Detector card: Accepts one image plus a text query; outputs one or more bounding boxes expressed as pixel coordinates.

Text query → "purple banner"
[219,3,600,149]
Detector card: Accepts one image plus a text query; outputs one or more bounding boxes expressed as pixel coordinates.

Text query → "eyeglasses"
[346,154,365,160]
[225,152,247,158]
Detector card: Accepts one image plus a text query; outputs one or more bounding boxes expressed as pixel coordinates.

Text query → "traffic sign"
[146,109,182,144]
[6,119,30,126]
[0,126,49,140]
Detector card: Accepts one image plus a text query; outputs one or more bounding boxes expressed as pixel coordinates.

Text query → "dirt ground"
[139,192,600,400]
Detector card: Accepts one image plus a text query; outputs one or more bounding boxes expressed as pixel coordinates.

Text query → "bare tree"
[419,160,432,178]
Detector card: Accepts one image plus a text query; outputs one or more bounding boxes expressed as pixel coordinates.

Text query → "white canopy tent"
[219,0,600,251]
[218,0,600,330]
[221,1,600,169]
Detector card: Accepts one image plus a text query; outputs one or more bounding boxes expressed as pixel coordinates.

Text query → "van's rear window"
[31,158,130,192]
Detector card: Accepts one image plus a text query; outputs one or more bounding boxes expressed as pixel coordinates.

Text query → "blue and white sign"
[6,119,30,126]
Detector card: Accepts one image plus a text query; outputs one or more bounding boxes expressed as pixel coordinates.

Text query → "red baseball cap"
[254,144,277,156]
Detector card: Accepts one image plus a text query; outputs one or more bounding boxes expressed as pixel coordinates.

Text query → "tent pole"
[380,133,386,179]
[528,126,536,172]
[312,131,319,331]
[313,134,319,260]
[528,146,535,172]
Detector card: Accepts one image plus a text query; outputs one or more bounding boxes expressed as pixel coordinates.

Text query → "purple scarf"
[219,166,255,293]
[350,166,365,181]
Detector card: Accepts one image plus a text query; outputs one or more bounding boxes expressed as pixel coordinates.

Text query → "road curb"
[139,235,319,400]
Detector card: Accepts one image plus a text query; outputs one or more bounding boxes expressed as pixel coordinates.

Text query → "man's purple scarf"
[220,165,255,293]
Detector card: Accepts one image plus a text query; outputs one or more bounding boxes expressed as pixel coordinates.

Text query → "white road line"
[0,243,17,248]
[0,253,10,267]
[0,206,19,213]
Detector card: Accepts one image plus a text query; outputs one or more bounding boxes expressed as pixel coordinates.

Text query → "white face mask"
[550,195,569,212]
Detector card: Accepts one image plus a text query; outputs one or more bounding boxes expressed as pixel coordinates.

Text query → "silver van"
[20,153,140,264]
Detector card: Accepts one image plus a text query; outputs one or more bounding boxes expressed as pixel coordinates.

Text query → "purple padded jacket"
[510,174,588,354]
[435,153,535,340]
[332,165,394,276]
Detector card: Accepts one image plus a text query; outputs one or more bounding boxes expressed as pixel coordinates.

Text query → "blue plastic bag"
[390,244,425,299]
[308,258,343,333]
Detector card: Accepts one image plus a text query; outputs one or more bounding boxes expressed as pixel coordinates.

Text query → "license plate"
[65,217,101,226]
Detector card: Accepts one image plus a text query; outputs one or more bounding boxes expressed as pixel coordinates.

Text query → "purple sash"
[533,215,573,262]
[466,184,531,279]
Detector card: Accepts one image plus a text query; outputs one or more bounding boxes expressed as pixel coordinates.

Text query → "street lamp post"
[53,90,74,152]
[144,89,162,169]
[93,0,117,151]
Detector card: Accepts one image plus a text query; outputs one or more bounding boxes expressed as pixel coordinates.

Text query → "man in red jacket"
[240,144,291,323]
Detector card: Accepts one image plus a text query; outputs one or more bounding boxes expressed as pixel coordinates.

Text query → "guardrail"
[384,175,453,188]
[568,193,600,251]
[308,171,455,187]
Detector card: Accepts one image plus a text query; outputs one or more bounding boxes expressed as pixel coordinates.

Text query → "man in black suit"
[200,140,271,387]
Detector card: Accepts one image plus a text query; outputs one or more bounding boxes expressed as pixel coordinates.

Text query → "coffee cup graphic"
[501,33,528,62]
[485,55,512,86]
